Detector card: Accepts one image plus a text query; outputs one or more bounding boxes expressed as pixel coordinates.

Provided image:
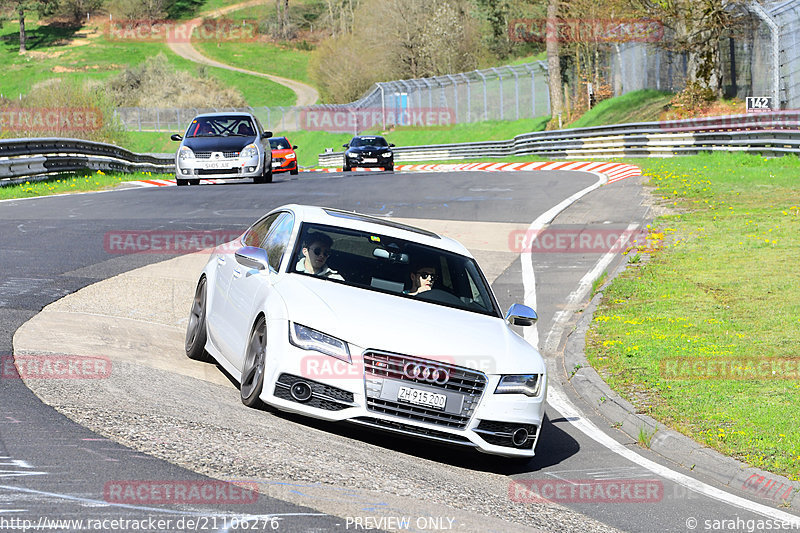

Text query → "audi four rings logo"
[403,362,450,384]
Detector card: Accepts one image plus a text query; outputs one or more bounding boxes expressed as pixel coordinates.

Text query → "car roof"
[274,204,473,257]
[192,112,256,119]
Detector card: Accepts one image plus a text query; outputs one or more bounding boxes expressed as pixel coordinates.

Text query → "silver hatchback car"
[171,112,273,186]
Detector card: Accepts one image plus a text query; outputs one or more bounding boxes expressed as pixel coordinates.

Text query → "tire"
[190,179,200,185]
[290,166,298,175]
[240,315,267,408]
[177,178,189,186]
[264,169,273,183]
[185,277,211,362]
[386,165,394,172]
[342,164,351,172]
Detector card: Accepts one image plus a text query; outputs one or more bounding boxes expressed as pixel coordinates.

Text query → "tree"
[275,0,289,39]
[546,0,563,123]
[628,0,747,95]
[57,0,104,24]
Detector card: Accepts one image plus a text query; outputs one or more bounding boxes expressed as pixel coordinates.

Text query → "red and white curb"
[126,161,640,187]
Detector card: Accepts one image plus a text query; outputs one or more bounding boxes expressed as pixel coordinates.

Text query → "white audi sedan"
[185,204,547,457]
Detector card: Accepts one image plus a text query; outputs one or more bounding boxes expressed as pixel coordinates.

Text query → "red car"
[269,136,299,175]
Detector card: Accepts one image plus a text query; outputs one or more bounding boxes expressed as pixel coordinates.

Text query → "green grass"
[567,89,674,129]
[0,20,294,106]
[194,40,313,85]
[585,151,800,480]
[0,171,172,200]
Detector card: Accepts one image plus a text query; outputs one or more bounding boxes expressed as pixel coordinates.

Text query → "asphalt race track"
[1,169,798,533]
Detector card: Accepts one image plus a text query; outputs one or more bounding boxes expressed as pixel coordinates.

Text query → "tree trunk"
[19,6,26,53]
[283,0,290,39]
[546,0,563,120]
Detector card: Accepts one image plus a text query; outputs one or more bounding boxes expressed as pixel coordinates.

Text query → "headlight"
[240,144,259,159]
[289,323,351,363]
[380,152,392,158]
[179,146,194,160]
[495,375,542,397]
[346,153,357,158]
[285,153,296,159]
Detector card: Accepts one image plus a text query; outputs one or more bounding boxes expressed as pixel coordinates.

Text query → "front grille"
[274,373,355,411]
[350,416,475,446]
[363,351,487,429]
[474,420,538,449]
[194,151,239,159]
[364,351,487,395]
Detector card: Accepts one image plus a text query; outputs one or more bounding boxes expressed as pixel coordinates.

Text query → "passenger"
[406,263,437,296]
[296,232,344,280]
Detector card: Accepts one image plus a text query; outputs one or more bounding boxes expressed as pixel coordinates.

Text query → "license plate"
[397,386,446,410]
[363,158,378,163]
[204,161,231,169]
[271,161,280,167]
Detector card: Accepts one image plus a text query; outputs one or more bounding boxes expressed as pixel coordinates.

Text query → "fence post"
[491,68,504,121]
[461,74,471,122]
[446,75,459,124]
[475,70,488,122]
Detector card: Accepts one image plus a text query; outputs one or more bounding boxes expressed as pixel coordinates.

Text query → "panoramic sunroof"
[323,208,440,239]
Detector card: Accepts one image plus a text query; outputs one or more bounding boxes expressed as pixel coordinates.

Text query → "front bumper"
[260,322,546,458]
[271,157,298,173]
[176,153,267,179]
[345,153,393,168]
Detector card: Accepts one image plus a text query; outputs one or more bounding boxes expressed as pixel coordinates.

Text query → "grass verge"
[0,171,172,200]
[585,152,800,480]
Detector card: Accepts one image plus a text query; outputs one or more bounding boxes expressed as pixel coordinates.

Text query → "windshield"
[187,116,256,138]
[269,138,291,150]
[289,223,500,317]
[351,136,388,148]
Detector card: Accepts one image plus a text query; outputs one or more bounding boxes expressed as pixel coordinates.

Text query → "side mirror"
[171,134,182,141]
[389,143,395,147]
[505,304,538,327]
[342,144,349,148]
[234,246,271,271]
[292,145,298,150]
[262,131,273,138]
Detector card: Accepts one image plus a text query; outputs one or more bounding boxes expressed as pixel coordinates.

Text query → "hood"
[271,148,295,157]
[182,136,258,152]
[274,274,544,375]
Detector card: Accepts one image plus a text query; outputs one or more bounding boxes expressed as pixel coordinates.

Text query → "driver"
[296,232,344,281]
[406,263,436,296]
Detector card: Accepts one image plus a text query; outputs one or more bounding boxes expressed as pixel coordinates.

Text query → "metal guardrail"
[0,138,173,184]
[3,113,799,183]
[318,112,800,166]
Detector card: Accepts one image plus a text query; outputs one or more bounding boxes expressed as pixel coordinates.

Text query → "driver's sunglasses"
[311,247,330,257]
[417,271,436,281]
